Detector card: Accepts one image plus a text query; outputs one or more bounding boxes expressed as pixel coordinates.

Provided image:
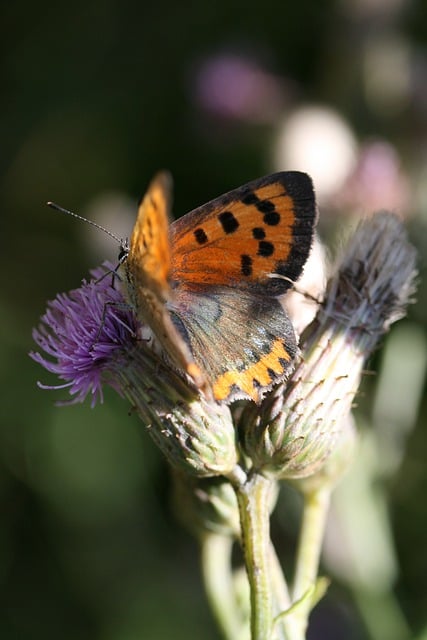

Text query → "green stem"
[290,487,331,639]
[235,472,275,640]
[269,542,291,612]
[269,543,299,640]
[201,533,247,640]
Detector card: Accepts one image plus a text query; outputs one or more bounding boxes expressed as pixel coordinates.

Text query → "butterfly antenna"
[47,201,129,256]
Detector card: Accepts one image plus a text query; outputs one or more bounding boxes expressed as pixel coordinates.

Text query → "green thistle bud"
[172,472,241,538]
[241,212,417,480]
[292,414,357,494]
[113,344,239,478]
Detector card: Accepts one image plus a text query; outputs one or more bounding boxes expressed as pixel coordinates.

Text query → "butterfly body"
[123,171,317,403]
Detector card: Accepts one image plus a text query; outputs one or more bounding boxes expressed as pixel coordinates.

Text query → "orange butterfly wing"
[124,172,207,393]
[126,171,172,302]
[170,172,316,296]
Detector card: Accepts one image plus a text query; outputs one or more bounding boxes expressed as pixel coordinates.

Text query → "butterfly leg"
[89,299,137,352]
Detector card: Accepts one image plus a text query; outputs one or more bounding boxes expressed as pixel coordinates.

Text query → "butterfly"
[122,171,317,403]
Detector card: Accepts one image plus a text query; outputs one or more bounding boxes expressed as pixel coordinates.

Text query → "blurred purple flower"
[30,263,137,406]
[193,53,284,124]
[336,140,410,216]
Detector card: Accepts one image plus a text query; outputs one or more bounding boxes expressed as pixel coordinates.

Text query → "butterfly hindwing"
[170,172,316,296]
[168,285,297,403]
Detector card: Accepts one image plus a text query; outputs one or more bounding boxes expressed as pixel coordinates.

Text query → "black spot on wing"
[256,200,275,214]
[241,255,253,276]
[252,227,266,239]
[241,189,277,219]
[218,211,239,234]
[253,378,262,390]
[257,241,274,257]
[263,209,280,226]
[241,191,258,206]
[279,356,292,368]
[194,228,208,244]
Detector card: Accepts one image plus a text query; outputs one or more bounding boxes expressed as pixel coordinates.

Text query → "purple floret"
[30,263,137,406]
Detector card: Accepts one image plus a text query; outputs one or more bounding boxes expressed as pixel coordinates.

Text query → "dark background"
[2,1,427,638]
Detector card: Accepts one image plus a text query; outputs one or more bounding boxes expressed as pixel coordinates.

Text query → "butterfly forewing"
[170,172,316,296]
[127,171,172,302]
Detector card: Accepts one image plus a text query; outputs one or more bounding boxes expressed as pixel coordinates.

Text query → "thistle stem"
[290,487,331,638]
[201,533,247,640]
[235,472,275,640]
[269,543,300,640]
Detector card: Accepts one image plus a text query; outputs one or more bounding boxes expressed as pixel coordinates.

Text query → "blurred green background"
[2,0,427,638]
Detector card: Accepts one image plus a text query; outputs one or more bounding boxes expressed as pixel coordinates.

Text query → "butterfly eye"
[118,239,130,264]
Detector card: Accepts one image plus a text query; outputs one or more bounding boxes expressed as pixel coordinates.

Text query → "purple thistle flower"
[31,257,241,638]
[30,263,138,407]
[30,262,238,477]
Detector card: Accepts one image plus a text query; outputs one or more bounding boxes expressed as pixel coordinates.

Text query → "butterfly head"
[117,238,130,266]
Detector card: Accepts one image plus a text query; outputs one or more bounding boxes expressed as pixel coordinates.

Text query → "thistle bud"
[171,472,241,538]
[241,212,417,480]
[114,344,239,477]
[292,414,358,495]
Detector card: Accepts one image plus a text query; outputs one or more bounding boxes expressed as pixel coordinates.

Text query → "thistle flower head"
[31,263,238,478]
[322,210,417,338]
[30,263,137,406]
[241,212,417,481]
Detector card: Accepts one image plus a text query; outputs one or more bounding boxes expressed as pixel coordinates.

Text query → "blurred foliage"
[2,0,427,638]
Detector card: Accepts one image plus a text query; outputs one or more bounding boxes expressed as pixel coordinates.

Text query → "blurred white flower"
[274,106,358,203]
